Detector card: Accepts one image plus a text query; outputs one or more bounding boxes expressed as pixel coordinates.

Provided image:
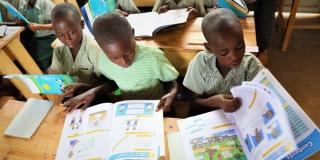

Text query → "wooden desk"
[0,100,178,160]
[136,17,257,75]
[0,27,43,100]
[0,27,59,102]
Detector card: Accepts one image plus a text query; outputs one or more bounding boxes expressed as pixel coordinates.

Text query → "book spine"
[81,5,93,33]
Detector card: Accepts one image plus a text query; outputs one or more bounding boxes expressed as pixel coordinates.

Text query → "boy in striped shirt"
[183,8,264,116]
[64,13,179,113]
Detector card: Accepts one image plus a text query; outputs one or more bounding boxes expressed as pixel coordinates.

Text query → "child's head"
[93,13,136,68]
[51,3,84,49]
[202,8,245,69]
[27,0,37,7]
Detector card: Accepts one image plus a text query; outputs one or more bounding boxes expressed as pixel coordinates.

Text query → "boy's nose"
[65,34,72,42]
[119,57,130,68]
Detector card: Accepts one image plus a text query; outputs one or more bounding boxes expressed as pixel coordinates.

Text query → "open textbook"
[176,68,320,160]
[56,100,165,160]
[127,8,190,37]
[0,0,30,24]
[4,74,74,94]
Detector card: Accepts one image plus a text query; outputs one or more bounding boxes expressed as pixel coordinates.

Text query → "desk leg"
[5,36,43,74]
[4,36,61,102]
[0,50,43,99]
[281,0,300,52]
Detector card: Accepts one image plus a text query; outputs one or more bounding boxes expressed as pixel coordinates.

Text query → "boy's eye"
[220,51,229,56]
[67,31,75,35]
[236,45,245,50]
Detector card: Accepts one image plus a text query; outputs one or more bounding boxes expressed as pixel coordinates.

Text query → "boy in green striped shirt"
[64,13,179,113]
[183,8,263,115]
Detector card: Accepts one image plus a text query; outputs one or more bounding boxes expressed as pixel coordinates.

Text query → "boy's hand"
[28,23,40,31]
[116,9,129,17]
[63,90,95,113]
[157,92,176,113]
[187,7,198,19]
[158,5,169,14]
[215,94,241,112]
[62,83,88,98]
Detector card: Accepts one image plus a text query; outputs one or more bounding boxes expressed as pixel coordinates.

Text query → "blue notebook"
[4,74,75,94]
[0,0,30,24]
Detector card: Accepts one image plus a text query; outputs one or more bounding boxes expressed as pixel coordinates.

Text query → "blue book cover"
[81,0,116,33]
[217,0,248,19]
[4,74,75,94]
[0,0,30,24]
[88,0,116,19]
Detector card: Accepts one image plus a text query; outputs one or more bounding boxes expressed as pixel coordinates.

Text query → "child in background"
[63,13,179,113]
[16,0,56,71]
[115,0,140,16]
[48,3,105,103]
[152,0,206,17]
[183,8,264,116]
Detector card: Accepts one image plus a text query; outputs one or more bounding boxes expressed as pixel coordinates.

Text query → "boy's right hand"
[63,90,96,113]
[158,5,169,14]
[214,94,241,112]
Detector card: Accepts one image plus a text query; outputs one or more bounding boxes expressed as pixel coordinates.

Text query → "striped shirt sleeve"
[183,53,206,95]
[154,49,179,82]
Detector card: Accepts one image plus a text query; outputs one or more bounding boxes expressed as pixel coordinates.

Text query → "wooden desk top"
[0,100,179,160]
[136,17,257,51]
[0,26,24,49]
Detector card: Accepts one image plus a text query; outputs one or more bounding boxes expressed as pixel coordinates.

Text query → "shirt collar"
[26,0,41,10]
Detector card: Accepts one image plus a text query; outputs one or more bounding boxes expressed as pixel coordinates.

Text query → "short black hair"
[202,8,241,42]
[51,3,81,23]
[93,12,133,44]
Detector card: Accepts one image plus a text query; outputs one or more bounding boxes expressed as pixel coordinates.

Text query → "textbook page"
[56,103,113,160]
[252,69,320,160]
[177,110,247,160]
[230,84,297,160]
[107,100,164,160]
[127,8,189,37]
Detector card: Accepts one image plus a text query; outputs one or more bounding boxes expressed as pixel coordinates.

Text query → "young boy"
[16,0,56,71]
[183,8,264,116]
[64,13,179,113]
[48,3,104,101]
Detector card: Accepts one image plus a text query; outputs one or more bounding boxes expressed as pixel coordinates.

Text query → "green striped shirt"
[183,51,264,95]
[99,44,179,99]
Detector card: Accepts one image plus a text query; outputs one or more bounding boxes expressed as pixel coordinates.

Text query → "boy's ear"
[80,20,85,29]
[204,42,213,53]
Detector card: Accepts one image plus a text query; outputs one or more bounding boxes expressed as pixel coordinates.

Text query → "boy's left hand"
[116,9,129,17]
[28,23,40,31]
[63,90,95,113]
[187,7,198,19]
[157,92,176,112]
